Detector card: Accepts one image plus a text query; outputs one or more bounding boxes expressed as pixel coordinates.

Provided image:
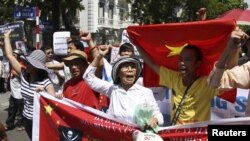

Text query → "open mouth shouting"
[179,64,187,75]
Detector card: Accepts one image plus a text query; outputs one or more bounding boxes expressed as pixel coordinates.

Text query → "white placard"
[53,31,70,55]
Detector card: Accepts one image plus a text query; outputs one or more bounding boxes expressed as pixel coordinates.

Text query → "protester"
[46,39,84,82]
[83,45,164,128]
[102,43,136,83]
[41,45,65,92]
[46,31,102,81]
[0,56,9,93]
[61,50,102,110]
[101,43,137,111]
[208,28,249,115]
[3,29,56,140]
[5,49,25,131]
[0,57,5,93]
[118,42,135,57]
[135,42,221,125]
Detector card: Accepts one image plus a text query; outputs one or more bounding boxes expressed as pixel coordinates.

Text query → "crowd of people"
[0,24,249,140]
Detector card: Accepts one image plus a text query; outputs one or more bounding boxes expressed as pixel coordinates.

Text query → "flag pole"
[35,6,40,49]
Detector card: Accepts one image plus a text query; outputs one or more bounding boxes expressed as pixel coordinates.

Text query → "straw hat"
[63,50,88,66]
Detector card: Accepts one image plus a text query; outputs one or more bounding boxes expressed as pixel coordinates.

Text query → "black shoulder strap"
[170,77,199,126]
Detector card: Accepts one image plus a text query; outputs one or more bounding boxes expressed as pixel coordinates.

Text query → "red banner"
[33,93,250,141]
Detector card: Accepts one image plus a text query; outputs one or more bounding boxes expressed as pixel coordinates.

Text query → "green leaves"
[129,0,248,24]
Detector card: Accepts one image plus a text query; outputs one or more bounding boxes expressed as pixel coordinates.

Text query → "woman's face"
[118,62,137,86]
[26,63,36,73]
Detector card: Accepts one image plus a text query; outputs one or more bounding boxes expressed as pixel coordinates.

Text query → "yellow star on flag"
[44,105,53,116]
[165,43,188,57]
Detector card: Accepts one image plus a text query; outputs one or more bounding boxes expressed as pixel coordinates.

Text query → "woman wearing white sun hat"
[83,45,163,129]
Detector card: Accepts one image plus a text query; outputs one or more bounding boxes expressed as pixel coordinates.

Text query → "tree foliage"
[128,0,249,24]
[0,0,84,48]
[0,0,84,32]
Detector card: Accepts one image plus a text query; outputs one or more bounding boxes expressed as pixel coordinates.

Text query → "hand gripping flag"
[33,92,250,141]
[127,19,237,103]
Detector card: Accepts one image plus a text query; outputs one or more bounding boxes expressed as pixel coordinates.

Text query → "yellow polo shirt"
[159,67,219,125]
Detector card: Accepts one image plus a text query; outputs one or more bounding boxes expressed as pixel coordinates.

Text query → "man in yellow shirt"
[136,44,219,125]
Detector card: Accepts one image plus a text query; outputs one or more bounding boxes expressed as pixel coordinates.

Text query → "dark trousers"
[0,78,5,93]
[5,95,24,128]
[23,116,32,140]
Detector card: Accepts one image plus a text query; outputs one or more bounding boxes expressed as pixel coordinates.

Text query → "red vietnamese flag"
[127,19,237,103]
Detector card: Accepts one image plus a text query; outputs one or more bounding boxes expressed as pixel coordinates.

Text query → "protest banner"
[0,21,27,54]
[33,92,250,141]
[211,88,249,119]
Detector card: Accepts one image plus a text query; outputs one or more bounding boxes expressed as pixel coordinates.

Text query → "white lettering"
[212,129,247,136]
[212,129,219,136]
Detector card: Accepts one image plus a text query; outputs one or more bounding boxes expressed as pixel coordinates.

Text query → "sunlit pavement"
[0,91,29,141]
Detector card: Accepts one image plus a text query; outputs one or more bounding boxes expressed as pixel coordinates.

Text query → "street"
[0,91,29,141]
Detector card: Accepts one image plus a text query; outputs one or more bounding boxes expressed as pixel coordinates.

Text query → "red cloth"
[63,77,102,110]
[84,47,94,62]
[127,19,237,103]
[219,9,250,25]
[35,93,250,141]
[37,94,138,141]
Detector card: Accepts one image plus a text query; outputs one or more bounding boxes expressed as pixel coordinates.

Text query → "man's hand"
[55,90,64,99]
[196,7,207,21]
[228,27,249,49]
[79,31,92,43]
[98,45,111,57]
[35,86,45,92]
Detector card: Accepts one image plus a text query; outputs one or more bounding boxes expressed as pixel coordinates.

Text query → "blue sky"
[246,0,250,9]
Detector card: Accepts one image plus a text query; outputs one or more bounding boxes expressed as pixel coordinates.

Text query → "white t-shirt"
[47,60,64,92]
[10,74,22,99]
[63,64,71,82]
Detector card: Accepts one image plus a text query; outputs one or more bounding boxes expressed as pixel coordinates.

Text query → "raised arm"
[83,45,112,95]
[79,31,103,78]
[216,29,248,69]
[79,31,99,60]
[134,44,160,75]
[208,28,249,88]
[89,45,110,67]
[3,29,22,75]
[46,62,64,70]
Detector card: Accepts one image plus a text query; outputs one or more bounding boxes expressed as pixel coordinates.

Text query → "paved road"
[0,91,29,141]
